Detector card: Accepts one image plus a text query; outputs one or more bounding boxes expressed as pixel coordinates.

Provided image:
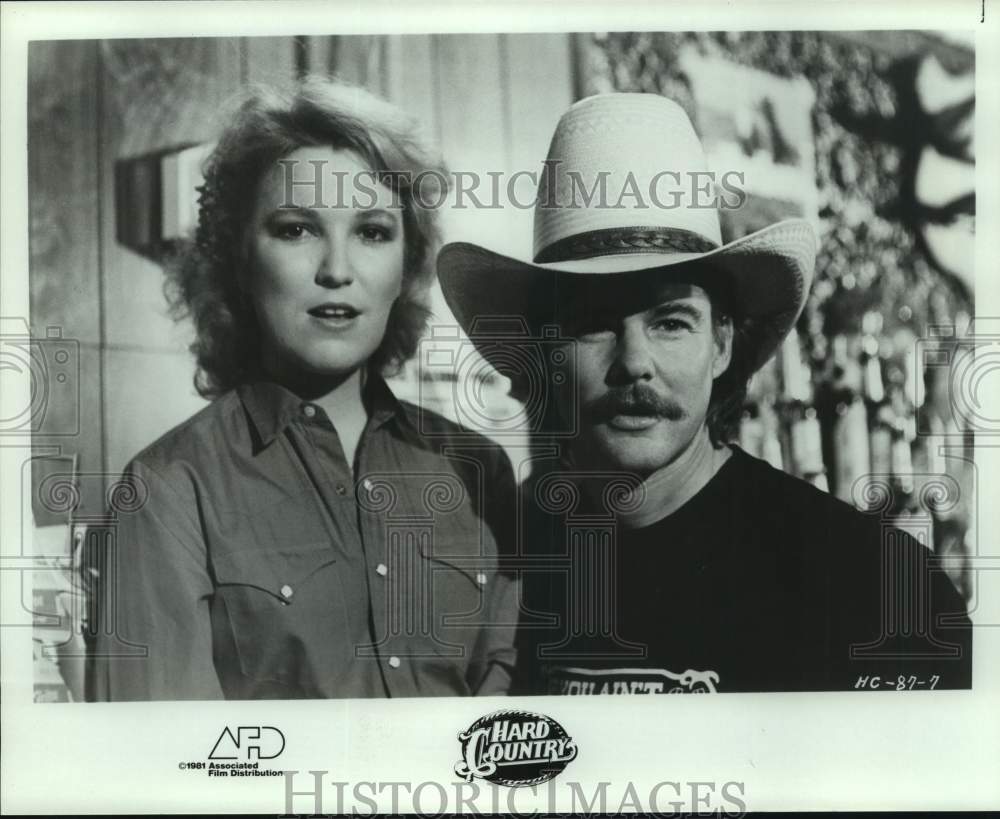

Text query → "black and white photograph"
[2,1,997,814]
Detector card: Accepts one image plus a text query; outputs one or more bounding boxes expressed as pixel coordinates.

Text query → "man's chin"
[588,431,678,475]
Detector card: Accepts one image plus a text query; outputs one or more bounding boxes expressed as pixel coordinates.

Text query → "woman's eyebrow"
[354,207,401,221]
[268,205,319,217]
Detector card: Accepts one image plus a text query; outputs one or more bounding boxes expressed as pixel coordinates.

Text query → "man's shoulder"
[729,447,875,533]
[728,449,947,583]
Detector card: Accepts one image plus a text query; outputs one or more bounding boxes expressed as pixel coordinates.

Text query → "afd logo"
[209,726,285,760]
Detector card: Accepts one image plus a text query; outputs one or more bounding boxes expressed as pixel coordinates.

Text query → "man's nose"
[314,234,354,287]
[609,320,655,383]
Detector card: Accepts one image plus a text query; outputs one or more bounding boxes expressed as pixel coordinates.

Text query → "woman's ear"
[711,314,734,379]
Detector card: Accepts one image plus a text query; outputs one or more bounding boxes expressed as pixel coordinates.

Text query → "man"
[437,92,972,694]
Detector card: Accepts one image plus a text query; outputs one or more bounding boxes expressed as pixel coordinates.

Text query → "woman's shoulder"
[397,398,515,475]
[125,389,245,478]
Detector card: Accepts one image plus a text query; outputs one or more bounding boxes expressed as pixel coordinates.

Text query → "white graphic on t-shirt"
[549,666,720,694]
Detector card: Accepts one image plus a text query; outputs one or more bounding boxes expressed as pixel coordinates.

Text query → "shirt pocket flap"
[418,533,497,589]
[212,545,337,602]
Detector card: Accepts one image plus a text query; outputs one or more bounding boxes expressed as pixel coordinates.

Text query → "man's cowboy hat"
[437,92,818,375]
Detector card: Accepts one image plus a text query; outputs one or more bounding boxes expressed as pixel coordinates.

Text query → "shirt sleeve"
[467,446,521,696]
[90,460,224,701]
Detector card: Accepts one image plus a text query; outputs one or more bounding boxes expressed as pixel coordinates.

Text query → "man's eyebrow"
[649,301,706,322]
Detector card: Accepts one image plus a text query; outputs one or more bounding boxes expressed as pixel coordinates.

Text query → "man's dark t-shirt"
[513,447,972,694]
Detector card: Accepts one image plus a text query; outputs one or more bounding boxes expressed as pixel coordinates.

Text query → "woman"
[90,77,518,700]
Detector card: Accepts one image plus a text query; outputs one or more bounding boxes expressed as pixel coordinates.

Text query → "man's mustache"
[584,384,686,423]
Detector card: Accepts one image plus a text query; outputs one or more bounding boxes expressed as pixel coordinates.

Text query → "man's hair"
[166,76,448,398]
[704,301,753,447]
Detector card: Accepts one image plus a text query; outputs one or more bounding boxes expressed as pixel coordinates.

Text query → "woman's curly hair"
[166,76,449,398]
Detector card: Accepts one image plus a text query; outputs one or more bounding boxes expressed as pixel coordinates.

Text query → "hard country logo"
[455,710,578,787]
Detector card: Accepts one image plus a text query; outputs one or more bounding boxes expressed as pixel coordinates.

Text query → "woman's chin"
[264,352,372,393]
[272,343,373,376]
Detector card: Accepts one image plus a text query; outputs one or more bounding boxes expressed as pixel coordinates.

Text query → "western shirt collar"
[237,371,413,450]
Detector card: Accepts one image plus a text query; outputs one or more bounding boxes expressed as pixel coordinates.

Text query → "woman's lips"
[307,303,360,329]
[308,303,359,319]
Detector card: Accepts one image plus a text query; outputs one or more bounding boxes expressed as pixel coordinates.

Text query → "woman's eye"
[358,224,392,242]
[272,222,315,241]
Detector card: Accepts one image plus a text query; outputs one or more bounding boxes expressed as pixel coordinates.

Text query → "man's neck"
[578,427,732,529]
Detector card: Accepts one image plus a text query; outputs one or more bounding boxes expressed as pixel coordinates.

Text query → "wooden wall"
[28,34,574,495]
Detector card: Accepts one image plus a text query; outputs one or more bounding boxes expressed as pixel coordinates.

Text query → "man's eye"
[272,222,315,241]
[652,317,690,333]
[566,313,617,338]
[576,327,617,342]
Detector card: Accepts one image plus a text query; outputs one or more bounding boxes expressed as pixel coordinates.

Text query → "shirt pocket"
[211,544,346,687]
[418,531,498,629]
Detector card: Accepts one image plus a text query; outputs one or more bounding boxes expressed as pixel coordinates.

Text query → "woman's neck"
[312,368,368,473]
[262,359,370,473]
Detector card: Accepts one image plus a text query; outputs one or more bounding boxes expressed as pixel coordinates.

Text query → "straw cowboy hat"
[437,92,818,376]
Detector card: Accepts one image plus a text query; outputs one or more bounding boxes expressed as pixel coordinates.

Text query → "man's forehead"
[559,276,713,316]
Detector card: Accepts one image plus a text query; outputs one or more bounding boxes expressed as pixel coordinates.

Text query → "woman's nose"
[314,235,354,287]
